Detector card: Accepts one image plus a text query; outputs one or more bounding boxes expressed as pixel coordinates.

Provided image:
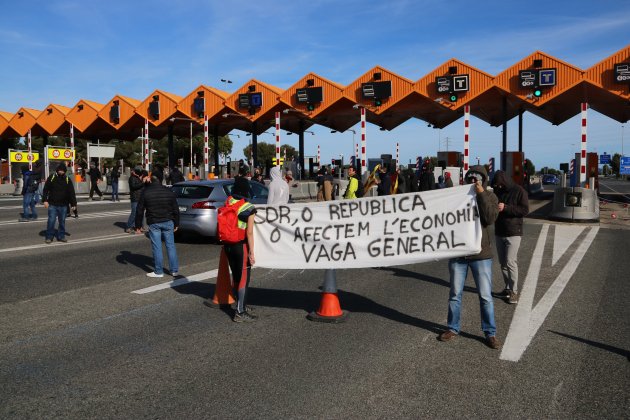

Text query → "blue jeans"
[46,205,68,240]
[127,202,138,229]
[22,192,37,219]
[148,220,178,275]
[447,258,496,337]
[111,181,119,200]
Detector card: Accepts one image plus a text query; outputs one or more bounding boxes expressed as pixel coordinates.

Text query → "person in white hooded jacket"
[267,165,290,205]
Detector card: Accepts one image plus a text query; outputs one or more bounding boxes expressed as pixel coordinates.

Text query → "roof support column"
[518,109,523,153]
[501,96,507,171]
[252,121,258,169]
[298,119,305,180]
[167,124,174,170]
[213,126,220,177]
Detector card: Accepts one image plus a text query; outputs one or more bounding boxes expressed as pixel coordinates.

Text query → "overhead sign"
[621,156,630,175]
[87,144,115,158]
[599,154,611,164]
[47,147,75,160]
[9,151,39,163]
[254,186,482,269]
[614,63,630,84]
[296,87,323,103]
[435,75,469,93]
[518,68,557,88]
[238,92,263,109]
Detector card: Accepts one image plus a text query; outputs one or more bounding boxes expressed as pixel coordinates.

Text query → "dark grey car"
[172,179,268,237]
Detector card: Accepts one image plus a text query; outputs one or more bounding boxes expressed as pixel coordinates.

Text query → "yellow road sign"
[9,151,40,163]
[47,147,75,160]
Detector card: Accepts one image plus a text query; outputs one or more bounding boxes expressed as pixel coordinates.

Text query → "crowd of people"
[19,160,529,346]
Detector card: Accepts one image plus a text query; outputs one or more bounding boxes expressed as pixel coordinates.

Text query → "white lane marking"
[0,211,130,226]
[0,232,141,254]
[552,225,584,266]
[0,199,130,210]
[132,269,219,294]
[500,225,599,362]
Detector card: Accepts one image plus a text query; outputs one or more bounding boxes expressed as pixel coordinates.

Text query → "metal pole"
[501,96,507,171]
[252,122,258,169]
[518,109,523,153]
[167,123,174,170]
[298,120,305,180]
[213,126,220,177]
[190,123,193,177]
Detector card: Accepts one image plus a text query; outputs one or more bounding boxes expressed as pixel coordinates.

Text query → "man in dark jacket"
[492,170,529,304]
[418,164,435,191]
[136,175,180,278]
[376,164,392,196]
[20,164,42,221]
[42,163,77,243]
[126,166,145,233]
[168,167,185,185]
[87,162,103,200]
[438,165,501,349]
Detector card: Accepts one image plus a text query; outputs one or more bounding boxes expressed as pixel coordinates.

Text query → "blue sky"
[1,0,628,169]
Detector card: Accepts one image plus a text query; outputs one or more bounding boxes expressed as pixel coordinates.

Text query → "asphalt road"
[0,192,628,419]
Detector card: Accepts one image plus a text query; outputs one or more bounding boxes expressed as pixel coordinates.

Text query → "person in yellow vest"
[226,175,257,322]
[343,166,359,199]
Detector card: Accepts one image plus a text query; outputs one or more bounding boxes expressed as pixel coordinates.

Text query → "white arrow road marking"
[552,225,584,266]
[132,269,219,294]
[500,224,599,362]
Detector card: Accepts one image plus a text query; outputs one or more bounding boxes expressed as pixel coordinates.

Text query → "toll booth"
[501,151,525,186]
[437,151,461,168]
[570,152,599,189]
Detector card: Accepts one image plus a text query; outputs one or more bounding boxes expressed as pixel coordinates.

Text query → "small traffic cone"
[307,269,348,323]
[205,248,235,308]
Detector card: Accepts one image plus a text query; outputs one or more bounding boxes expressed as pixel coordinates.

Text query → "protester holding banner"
[376,164,391,196]
[438,165,501,350]
[492,170,529,304]
[225,175,258,322]
[267,166,289,205]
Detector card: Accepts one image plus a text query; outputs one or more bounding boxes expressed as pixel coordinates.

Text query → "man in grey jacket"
[438,165,501,350]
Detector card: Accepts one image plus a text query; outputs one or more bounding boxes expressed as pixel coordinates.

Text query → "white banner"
[254,185,482,269]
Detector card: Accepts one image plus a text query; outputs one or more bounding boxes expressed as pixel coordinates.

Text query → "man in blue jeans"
[126,167,145,233]
[42,163,77,243]
[438,165,501,349]
[135,175,180,278]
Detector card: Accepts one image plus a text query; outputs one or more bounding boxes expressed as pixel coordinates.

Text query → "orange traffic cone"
[205,248,235,308]
[307,269,348,323]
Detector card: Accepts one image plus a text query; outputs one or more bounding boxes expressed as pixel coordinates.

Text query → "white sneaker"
[146,272,164,278]
[172,272,179,277]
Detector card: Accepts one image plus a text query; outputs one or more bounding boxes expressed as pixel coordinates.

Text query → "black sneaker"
[495,288,511,298]
[233,311,257,323]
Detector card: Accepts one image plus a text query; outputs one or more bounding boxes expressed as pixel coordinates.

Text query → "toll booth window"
[173,185,213,199]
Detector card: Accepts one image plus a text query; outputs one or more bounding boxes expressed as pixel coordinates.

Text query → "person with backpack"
[220,175,257,322]
[135,175,180,278]
[42,163,77,243]
[343,166,363,199]
[20,164,42,221]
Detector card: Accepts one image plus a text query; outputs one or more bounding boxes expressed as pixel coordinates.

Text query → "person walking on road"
[267,165,289,205]
[438,165,501,350]
[168,166,185,185]
[225,176,258,322]
[492,170,530,304]
[42,163,77,243]
[88,162,103,200]
[110,165,121,201]
[135,175,180,278]
[126,166,144,233]
[20,163,42,221]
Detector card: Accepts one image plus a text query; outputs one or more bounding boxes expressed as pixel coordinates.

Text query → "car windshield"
[172,185,213,199]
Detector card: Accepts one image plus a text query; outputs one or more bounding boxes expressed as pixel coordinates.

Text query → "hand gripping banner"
[254,185,482,269]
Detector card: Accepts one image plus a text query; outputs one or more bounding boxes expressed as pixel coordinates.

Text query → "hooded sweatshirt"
[465,165,498,261]
[492,170,529,237]
[267,166,289,205]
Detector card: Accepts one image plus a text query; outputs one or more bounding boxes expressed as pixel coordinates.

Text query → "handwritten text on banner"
[253,185,482,269]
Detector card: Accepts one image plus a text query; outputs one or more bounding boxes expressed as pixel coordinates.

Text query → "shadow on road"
[172,281,486,344]
[548,330,630,361]
[116,250,154,273]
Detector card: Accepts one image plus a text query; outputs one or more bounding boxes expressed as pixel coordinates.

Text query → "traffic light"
[533,88,542,97]
[307,103,315,111]
[449,93,458,102]
[374,99,382,107]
